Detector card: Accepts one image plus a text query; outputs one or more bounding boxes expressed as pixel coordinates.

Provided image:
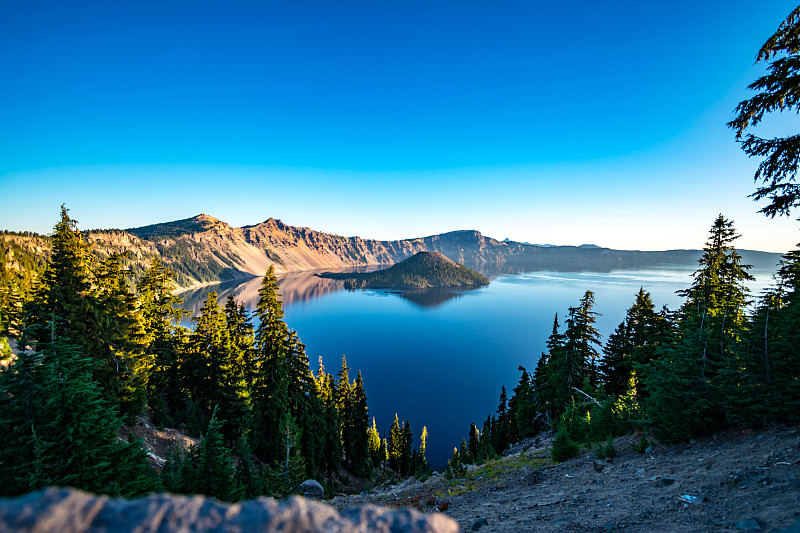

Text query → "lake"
[178,262,779,469]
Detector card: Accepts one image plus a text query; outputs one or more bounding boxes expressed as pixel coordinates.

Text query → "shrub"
[594,435,617,459]
[551,426,580,462]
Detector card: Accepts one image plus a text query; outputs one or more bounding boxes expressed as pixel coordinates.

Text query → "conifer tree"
[349,371,371,476]
[138,258,186,428]
[0,336,156,497]
[335,355,354,466]
[644,215,753,441]
[192,408,242,502]
[418,425,428,471]
[184,292,243,440]
[468,423,480,462]
[730,246,800,424]
[251,267,291,461]
[599,288,670,401]
[368,417,382,468]
[388,414,402,472]
[494,385,510,452]
[401,420,413,475]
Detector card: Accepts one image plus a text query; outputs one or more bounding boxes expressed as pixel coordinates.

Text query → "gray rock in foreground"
[0,487,460,533]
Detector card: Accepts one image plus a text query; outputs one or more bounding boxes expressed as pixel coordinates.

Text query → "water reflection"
[178,268,485,317]
[177,257,780,319]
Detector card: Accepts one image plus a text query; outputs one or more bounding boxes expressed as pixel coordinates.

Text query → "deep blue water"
[179,264,778,469]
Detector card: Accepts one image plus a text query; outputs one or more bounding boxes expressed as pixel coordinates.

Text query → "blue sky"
[1,1,798,252]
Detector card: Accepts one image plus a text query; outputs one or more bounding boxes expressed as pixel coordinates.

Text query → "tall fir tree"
[644,215,753,441]
[0,336,156,497]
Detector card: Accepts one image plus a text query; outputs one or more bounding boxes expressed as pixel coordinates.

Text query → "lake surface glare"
[180,264,777,469]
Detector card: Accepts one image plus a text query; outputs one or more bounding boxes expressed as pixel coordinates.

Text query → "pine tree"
[335,355,354,466]
[599,288,670,401]
[251,267,291,461]
[401,420,413,476]
[388,414,402,472]
[184,292,243,440]
[192,408,242,502]
[0,335,156,497]
[468,423,480,462]
[349,371,371,476]
[418,425,428,472]
[508,366,539,440]
[729,5,800,218]
[731,246,800,424]
[368,417,382,468]
[644,215,753,441]
[138,258,187,428]
[494,385,510,452]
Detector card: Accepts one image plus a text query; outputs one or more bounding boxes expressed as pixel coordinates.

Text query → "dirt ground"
[332,426,800,532]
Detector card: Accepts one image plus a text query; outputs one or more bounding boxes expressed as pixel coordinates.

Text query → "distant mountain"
[319,252,490,289]
[1,214,784,290]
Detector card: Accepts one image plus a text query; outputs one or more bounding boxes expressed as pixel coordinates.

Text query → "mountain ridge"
[2,213,784,290]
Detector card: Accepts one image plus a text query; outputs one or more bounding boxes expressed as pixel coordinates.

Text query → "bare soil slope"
[334,426,800,532]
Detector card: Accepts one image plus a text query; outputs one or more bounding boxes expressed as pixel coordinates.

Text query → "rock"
[655,476,677,487]
[298,479,325,499]
[471,517,489,531]
[521,467,539,485]
[0,487,459,533]
[645,446,655,453]
[735,517,763,530]
[635,468,647,479]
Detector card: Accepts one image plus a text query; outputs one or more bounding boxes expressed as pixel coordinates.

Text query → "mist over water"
[178,262,779,469]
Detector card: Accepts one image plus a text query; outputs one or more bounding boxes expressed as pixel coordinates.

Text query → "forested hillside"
[0,208,429,500]
[320,251,489,289]
[447,214,799,473]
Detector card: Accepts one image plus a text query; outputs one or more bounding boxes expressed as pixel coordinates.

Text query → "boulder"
[297,479,324,499]
[471,517,489,531]
[0,487,459,533]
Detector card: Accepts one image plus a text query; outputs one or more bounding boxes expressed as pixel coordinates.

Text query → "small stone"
[657,476,677,487]
[636,468,647,479]
[645,446,655,453]
[471,517,489,531]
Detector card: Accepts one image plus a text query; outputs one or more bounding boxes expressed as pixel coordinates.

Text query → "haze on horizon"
[1,1,798,253]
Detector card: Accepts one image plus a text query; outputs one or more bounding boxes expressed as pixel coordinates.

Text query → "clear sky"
[1,1,798,252]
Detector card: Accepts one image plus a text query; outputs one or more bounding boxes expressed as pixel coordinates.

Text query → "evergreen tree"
[599,288,670,401]
[192,408,242,502]
[417,425,428,472]
[494,385,510,452]
[335,355,354,467]
[729,5,800,217]
[138,258,186,429]
[349,371,371,476]
[401,420,413,475]
[388,414,402,472]
[184,292,243,440]
[250,267,291,461]
[0,336,156,497]
[508,366,539,440]
[644,215,753,441]
[316,364,341,474]
[368,417,382,468]
[468,423,480,462]
[731,246,800,424]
